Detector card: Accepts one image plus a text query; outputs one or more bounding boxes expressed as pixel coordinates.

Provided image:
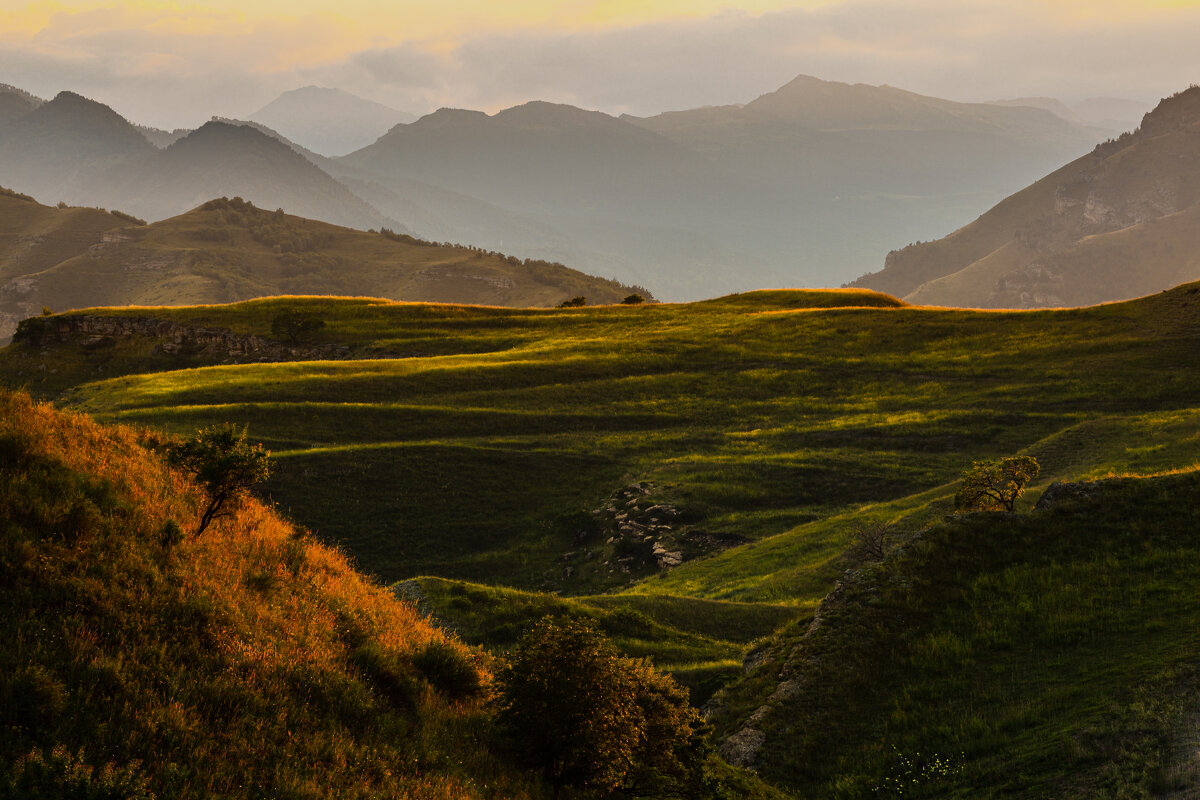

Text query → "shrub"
[412,639,483,700]
[955,456,1040,513]
[621,293,646,305]
[0,746,156,800]
[494,616,707,798]
[270,312,325,344]
[557,296,586,308]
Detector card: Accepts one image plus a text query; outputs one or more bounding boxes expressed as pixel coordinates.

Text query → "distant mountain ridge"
[849,86,1200,308]
[0,76,1115,300]
[248,86,417,156]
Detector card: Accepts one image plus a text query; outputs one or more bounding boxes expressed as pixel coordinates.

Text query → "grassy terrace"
[4,286,1199,598]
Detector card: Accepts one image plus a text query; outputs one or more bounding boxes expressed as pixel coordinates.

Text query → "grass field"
[4,282,1200,797]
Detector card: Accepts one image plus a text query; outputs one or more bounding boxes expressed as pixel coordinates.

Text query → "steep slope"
[249,86,417,156]
[852,86,1200,307]
[92,121,393,230]
[0,196,646,342]
[0,387,539,799]
[0,91,156,205]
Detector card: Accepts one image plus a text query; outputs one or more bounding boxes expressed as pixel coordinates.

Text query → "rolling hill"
[0,193,647,342]
[851,86,1200,308]
[4,280,1200,796]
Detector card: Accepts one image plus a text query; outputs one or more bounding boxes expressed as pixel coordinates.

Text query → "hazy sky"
[1,0,1197,128]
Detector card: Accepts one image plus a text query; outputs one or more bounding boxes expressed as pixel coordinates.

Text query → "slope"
[0,188,139,340]
[0,195,645,343]
[0,387,540,799]
[706,470,1200,797]
[852,86,1200,307]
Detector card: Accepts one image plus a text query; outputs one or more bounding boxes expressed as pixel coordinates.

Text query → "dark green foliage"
[955,455,1040,512]
[270,312,326,344]
[557,296,586,308]
[166,424,270,536]
[0,747,156,800]
[0,666,67,732]
[11,315,55,346]
[412,640,483,701]
[494,616,707,798]
[158,519,183,549]
[621,293,646,305]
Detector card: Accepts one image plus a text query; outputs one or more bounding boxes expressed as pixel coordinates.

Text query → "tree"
[494,616,708,798]
[168,424,271,536]
[557,296,587,308]
[954,456,1039,513]
[621,293,646,305]
[270,311,325,344]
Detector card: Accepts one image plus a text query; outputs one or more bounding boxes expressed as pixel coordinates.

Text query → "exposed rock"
[12,313,366,362]
[1035,480,1101,510]
[718,727,766,768]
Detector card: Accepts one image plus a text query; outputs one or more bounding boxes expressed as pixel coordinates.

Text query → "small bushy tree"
[621,293,646,305]
[168,424,270,536]
[270,312,325,344]
[494,616,707,798]
[954,456,1039,513]
[557,296,587,308]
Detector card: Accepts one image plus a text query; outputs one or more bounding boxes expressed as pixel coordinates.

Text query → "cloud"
[1,0,1196,127]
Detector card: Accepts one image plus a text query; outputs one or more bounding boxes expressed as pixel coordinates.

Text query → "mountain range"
[0,76,1118,301]
[247,85,417,156]
[851,86,1200,307]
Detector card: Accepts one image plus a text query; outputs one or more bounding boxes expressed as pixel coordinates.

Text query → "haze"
[2,0,1197,129]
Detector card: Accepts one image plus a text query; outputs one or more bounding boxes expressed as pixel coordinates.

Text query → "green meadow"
[5,283,1200,796]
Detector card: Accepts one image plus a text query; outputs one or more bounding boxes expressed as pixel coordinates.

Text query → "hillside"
[248,86,417,156]
[851,86,1200,307]
[0,194,647,342]
[0,387,540,799]
[4,281,1200,796]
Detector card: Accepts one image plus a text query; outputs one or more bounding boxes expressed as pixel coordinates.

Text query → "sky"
[0,0,1198,128]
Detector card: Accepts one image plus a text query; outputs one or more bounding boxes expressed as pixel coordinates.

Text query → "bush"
[494,616,707,798]
[270,312,325,345]
[621,293,646,305]
[557,296,586,308]
[955,456,1040,513]
[412,639,483,700]
[0,746,156,800]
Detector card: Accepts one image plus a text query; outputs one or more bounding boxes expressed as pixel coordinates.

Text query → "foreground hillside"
[853,86,1200,307]
[0,193,646,341]
[0,388,535,799]
[5,282,1200,796]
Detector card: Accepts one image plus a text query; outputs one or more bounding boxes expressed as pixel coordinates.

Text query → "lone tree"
[557,296,586,308]
[621,293,646,305]
[168,424,271,536]
[955,456,1040,513]
[494,616,708,799]
[270,311,325,344]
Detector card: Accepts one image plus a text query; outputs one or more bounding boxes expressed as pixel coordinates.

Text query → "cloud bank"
[1,0,1196,128]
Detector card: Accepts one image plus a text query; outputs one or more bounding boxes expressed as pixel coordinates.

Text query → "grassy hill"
[5,283,1200,796]
[0,194,647,342]
[0,387,541,799]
